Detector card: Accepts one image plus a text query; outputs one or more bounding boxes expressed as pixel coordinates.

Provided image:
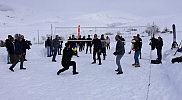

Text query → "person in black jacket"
[92,34,102,65]
[5,35,12,64]
[132,36,142,67]
[86,35,92,54]
[21,35,28,61]
[45,37,51,57]
[9,36,26,72]
[78,35,84,52]
[57,43,79,75]
[137,34,142,59]
[58,37,63,55]
[100,34,107,60]
[156,37,163,62]
[9,37,15,64]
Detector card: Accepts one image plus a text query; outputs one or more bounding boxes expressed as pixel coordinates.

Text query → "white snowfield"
[1,0,182,100]
[0,33,182,100]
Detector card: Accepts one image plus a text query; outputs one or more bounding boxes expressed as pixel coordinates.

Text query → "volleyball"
[72,46,77,52]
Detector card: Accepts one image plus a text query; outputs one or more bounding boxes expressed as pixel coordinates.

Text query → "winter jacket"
[133,40,142,51]
[52,38,60,48]
[156,40,163,50]
[14,40,23,55]
[92,38,102,51]
[100,38,107,48]
[115,40,125,55]
[86,38,92,46]
[45,39,51,47]
[62,47,76,65]
[8,41,15,54]
[106,38,110,44]
[5,39,11,50]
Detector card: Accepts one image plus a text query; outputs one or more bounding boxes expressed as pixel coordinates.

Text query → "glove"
[113,52,117,55]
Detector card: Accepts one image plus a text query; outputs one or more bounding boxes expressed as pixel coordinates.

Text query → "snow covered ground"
[1,0,182,100]
[0,33,182,100]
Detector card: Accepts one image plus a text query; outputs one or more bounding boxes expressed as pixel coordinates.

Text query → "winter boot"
[20,68,26,70]
[9,68,14,72]
[73,71,79,75]
[116,71,123,75]
[135,64,140,67]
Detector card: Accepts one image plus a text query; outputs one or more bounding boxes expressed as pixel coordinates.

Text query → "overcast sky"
[5,0,182,17]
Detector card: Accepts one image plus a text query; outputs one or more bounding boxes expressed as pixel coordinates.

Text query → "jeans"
[116,54,124,72]
[157,49,162,61]
[52,48,58,61]
[134,50,141,64]
[7,50,10,63]
[47,46,50,56]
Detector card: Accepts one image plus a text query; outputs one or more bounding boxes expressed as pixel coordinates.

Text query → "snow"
[1,33,182,100]
[1,0,182,100]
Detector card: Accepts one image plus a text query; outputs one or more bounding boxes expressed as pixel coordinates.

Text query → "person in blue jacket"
[52,35,60,62]
[113,35,125,74]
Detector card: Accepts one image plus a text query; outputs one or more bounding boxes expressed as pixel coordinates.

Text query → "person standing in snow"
[86,35,92,54]
[113,35,125,74]
[45,37,51,57]
[57,43,79,75]
[156,37,163,63]
[8,37,15,64]
[132,36,142,67]
[100,34,107,60]
[91,34,102,65]
[5,35,12,64]
[21,35,28,61]
[137,34,142,59]
[52,35,60,62]
[58,37,63,55]
[106,36,110,50]
[9,35,26,72]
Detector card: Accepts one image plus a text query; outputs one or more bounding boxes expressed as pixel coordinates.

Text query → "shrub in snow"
[145,24,160,36]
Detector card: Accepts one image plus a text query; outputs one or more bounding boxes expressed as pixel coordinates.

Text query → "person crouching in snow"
[132,36,142,67]
[57,43,79,75]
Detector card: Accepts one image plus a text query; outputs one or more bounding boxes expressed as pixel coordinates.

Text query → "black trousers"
[10,55,24,69]
[86,45,92,54]
[79,45,83,52]
[93,49,101,64]
[58,61,76,73]
[106,44,110,50]
[58,47,62,55]
[101,48,106,59]
[157,49,162,61]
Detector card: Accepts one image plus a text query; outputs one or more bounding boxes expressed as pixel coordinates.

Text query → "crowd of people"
[5,34,32,72]
[46,33,144,75]
[5,33,164,75]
